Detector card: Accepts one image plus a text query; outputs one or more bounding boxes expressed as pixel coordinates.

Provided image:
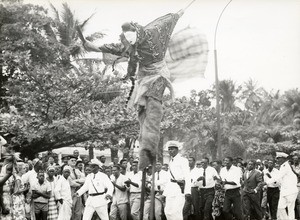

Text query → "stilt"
[139,168,147,220]
[149,159,156,220]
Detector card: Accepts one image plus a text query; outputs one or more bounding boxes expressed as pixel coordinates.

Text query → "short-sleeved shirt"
[220,165,242,190]
[31,180,51,204]
[111,174,128,205]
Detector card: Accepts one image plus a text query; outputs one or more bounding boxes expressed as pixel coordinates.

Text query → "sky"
[24,0,300,97]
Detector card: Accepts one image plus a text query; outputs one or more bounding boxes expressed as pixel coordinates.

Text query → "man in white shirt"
[263,159,280,220]
[22,158,44,220]
[31,171,51,220]
[219,156,243,220]
[75,159,113,220]
[143,161,169,220]
[110,165,128,220]
[55,165,73,220]
[189,156,201,220]
[68,155,85,220]
[163,140,191,220]
[291,154,300,219]
[125,161,142,220]
[266,152,298,220]
[197,157,219,220]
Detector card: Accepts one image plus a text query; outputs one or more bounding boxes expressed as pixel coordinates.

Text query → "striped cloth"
[165,27,209,82]
[48,179,58,220]
[48,196,58,220]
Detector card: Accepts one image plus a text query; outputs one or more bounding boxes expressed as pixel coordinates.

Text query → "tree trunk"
[88,145,94,160]
[122,137,131,159]
[110,147,118,164]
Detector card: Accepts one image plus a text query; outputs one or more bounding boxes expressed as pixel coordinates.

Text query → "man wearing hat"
[266,152,298,220]
[97,155,106,171]
[163,140,191,220]
[75,159,114,220]
[68,155,85,220]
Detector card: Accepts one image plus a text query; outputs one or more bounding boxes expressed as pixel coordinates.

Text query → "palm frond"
[49,3,60,22]
[79,12,96,31]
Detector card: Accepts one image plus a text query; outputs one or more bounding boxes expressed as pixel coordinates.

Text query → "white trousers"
[57,201,72,220]
[82,204,109,220]
[164,194,185,220]
[277,193,298,220]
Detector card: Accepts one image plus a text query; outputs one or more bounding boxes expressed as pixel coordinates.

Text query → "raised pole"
[149,159,156,220]
[139,168,147,220]
[213,0,233,159]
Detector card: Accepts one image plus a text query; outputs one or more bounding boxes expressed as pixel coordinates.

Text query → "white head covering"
[164,140,183,151]
[276,152,289,159]
[47,166,55,172]
[90,159,102,167]
[123,31,137,45]
[63,165,72,172]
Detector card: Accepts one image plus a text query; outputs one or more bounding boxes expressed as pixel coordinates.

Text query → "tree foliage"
[0,2,299,161]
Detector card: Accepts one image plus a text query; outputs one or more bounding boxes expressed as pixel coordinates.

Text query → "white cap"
[90,159,102,167]
[63,165,72,172]
[165,140,183,151]
[276,152,289,159]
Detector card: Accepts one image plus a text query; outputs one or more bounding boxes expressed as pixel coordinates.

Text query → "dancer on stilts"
[77,1,196,219]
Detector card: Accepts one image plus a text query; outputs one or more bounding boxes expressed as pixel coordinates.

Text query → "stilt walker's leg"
[139,169,147,220]
[138,97,163,171]
[149,158,156,220]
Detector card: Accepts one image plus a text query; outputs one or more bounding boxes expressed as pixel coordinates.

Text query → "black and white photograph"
[0,0,300,219]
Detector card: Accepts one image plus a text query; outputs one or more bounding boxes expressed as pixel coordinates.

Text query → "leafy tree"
[0,63,138,157]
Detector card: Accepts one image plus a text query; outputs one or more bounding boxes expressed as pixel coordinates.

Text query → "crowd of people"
[0,141,300,220]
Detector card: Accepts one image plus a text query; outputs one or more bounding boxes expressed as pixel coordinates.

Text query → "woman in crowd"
[11,162,26,220]
[46,166,58,220]
[0,163,14,220]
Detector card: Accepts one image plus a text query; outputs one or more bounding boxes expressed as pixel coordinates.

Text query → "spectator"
[162,163,169,172]
[76,160,84,173]
[220,156,243,220]
[22,158,44,220]
[266,152,298,220]
[46,166,58,220]
[189,156,201,220]
[32,171,51,220]
[263,159,280,220]
[12,162,27,220]
[110,165,128,220]
[163,141,191,220]
[144,161,168,220]
[73,150,80,160]
[0,163,14,219]
[68,155,85,220]
[197,157,219,220]
[55,166,73,220]
[242,160,263,220]
[125,161,142,220]
[75,159,113,220]
[61,156,69,166]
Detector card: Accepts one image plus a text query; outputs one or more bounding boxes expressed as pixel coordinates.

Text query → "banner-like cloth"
[165,27,209,82]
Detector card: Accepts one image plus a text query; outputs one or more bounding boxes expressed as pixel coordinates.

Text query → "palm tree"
[242,79,265,112]
[256,90,281,124]
[272,88,300,124]
[219,79,239,113]
[46,3,103,65]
